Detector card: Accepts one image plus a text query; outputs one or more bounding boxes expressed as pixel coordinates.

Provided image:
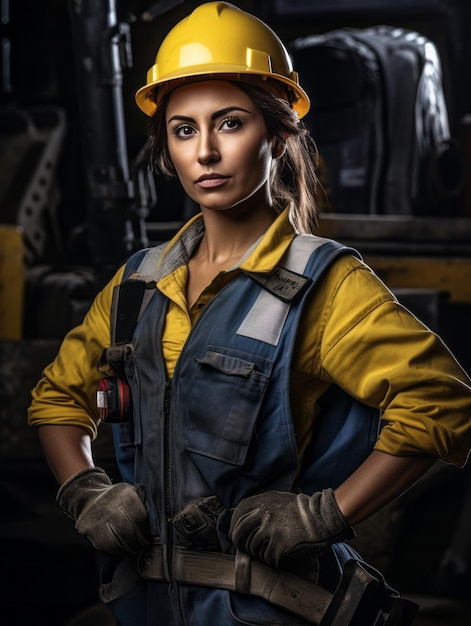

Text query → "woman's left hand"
[229,488,354,571]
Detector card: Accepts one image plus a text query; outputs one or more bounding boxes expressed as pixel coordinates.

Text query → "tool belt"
[136,542,417,626]
[138,542,331,624]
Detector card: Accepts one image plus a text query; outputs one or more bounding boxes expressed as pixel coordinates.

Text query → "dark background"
[1,1,470,624]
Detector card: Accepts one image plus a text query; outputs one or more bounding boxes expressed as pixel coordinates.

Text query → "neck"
[196,204,277,265]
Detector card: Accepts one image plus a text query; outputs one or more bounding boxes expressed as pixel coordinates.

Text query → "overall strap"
[238,235,356,346]
[109,244,167,344]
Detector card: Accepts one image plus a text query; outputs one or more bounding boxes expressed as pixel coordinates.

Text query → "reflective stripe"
[236,235,330,346]
[134,242,168,279]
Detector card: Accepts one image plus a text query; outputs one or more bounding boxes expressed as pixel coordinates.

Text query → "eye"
[220,117,242,131]
[172,124,196,138]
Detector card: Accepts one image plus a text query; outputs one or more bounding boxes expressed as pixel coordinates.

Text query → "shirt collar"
[156,207,296,281]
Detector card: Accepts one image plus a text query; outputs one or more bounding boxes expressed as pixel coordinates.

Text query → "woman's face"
[165,80,277,214]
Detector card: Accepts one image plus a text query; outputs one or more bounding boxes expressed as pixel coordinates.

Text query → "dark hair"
[147,80,319,234]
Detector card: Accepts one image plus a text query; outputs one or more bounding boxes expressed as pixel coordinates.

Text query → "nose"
[197,130,220,164]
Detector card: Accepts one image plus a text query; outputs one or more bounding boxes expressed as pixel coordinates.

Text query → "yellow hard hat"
[135,1,310,118]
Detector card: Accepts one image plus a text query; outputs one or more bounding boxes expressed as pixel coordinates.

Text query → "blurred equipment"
[291,26,463,216]
[0,107,66,266]
[68,0,140,272]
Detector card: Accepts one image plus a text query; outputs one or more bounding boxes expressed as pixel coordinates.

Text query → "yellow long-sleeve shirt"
[28,210,471,467]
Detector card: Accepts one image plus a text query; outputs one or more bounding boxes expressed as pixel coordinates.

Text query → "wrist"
[57,467,110,519]
[332,488,355,526]
[321,489,355,541]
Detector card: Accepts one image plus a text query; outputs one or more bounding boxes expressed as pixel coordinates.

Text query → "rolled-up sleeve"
[317,257,471,467]
[28,266,125,439]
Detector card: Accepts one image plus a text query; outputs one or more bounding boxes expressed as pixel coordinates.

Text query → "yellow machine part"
[365,256,471,304]
[0,226,24,339]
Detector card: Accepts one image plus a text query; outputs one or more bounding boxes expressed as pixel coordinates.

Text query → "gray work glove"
[229,488,355,573]
[57,467,151,555]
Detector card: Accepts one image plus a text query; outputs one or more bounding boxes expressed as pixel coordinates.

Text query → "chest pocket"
[183,346,273,466]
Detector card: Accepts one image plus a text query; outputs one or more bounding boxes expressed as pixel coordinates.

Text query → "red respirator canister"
[96,376,131,423]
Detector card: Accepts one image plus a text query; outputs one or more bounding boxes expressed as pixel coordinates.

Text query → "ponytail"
[236,82,319,234]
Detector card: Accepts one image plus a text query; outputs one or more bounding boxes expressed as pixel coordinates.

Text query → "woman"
[28,3,471,625]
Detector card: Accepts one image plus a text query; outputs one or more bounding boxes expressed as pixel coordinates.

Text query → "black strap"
[110,279,151,344]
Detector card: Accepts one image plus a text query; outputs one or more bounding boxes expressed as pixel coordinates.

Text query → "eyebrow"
[167,106,252,125]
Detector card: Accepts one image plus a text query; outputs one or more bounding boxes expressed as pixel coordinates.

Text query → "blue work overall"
[99,230,380,625]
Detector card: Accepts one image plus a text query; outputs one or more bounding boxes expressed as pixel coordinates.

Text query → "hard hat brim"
[135,68,310,118]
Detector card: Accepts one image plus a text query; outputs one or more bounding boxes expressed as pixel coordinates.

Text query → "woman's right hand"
[57,466,152,554]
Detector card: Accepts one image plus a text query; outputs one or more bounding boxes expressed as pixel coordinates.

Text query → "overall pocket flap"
[184,347,273,466]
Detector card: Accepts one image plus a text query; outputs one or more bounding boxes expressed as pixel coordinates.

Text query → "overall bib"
[99,230,380,625]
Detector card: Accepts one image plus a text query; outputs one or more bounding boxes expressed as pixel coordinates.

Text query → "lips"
[195,173,229,188]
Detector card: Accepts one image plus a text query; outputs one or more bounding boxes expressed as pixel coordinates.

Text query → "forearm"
[38,424,94,485]
[334,449,436,526]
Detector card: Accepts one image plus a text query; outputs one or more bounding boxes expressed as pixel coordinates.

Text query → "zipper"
[160,293,220,581]
[162,378,173,578]
[160,278,240,580]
